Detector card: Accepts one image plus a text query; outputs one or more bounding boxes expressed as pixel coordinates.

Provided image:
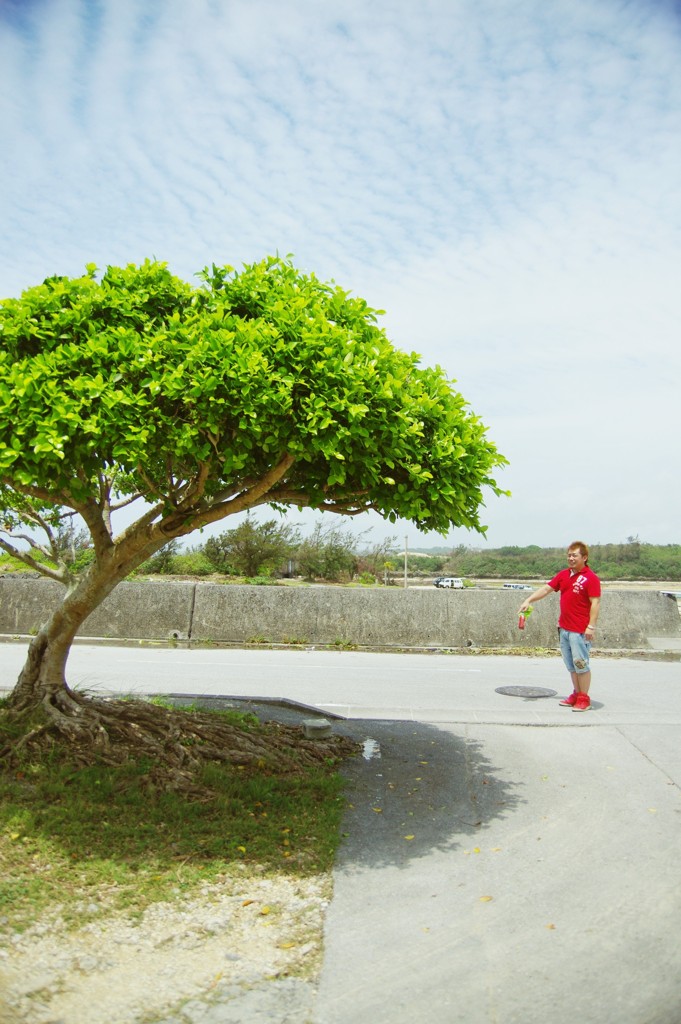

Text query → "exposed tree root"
[0,694,359,798]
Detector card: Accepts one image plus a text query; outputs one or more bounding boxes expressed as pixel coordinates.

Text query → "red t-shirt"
[548,566,601,633]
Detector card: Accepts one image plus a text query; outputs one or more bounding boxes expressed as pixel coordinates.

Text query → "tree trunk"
[2,551,358,791]
[8,562,124,714]
[10,627,71,711]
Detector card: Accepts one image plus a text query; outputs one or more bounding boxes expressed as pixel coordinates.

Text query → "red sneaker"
[572,693,592,712]
[559,692,578,706]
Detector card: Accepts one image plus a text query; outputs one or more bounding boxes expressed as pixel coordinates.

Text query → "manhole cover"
[495,686,557,699]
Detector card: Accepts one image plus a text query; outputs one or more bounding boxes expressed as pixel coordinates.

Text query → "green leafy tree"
[203,516,300,576]
[137,539,181,574]
[0,255,506,765]
[295,522,362,582]
[355,537,399,581]
[53,518,91,565]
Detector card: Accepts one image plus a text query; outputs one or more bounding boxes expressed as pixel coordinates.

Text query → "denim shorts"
[559,628,592,674]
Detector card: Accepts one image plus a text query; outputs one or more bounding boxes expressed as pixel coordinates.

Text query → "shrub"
[171,551,215,576]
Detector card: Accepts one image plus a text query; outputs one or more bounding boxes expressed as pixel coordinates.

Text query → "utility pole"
[404,534,408,589]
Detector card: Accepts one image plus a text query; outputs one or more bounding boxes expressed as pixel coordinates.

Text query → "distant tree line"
[137,529,680,583]
[3,525,676,583]
[440,539,681,582]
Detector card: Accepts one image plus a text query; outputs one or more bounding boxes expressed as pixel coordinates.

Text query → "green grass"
[0,554,39,572]
[0,704,349,934]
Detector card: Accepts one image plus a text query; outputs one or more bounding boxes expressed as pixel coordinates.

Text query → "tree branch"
[109,491,145,513]
[0,529,54,562]
[134,464,171,506]
[77,499,116,558]
[0,499,75,574]
[1,479,75,510]
[175,460,212,510]
[268,486,376,516]
[94,473,113,536]
[317,503,378,516]
[0,537,69,583]
[156,452,296,537]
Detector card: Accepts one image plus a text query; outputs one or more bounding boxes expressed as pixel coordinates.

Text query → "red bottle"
[518,614,526,630]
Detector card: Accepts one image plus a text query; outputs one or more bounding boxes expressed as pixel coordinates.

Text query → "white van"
[434,577,464,589]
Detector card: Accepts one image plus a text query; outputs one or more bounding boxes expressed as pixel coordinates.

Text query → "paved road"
[2,642,680,729]
[2,643,681,1023]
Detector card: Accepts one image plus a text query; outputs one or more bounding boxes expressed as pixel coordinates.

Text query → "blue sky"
[1,0,680,551]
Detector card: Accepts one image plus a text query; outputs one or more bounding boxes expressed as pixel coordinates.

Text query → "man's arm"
[519,584,554,614]
[585,597,601,638]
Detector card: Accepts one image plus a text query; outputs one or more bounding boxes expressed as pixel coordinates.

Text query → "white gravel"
[0,873,330,1024]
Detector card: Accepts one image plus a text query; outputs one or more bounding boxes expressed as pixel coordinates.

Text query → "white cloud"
[1,0,680,547]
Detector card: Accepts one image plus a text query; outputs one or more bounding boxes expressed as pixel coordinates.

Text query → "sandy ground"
[0,873,329,1024]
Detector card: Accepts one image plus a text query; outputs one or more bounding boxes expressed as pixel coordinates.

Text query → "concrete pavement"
[309,655,681,1024]
[2,644,681,1022]
[318,718,681,1024]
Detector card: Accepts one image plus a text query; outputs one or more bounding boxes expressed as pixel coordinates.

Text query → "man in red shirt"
[518,542,601,712]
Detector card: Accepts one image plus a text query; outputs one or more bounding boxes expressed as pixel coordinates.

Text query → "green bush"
[136,541,180,575]
[170,551,215,576]
[72,548,95,571]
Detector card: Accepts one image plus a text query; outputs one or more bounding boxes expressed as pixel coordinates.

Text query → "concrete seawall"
[0,577,679,651]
